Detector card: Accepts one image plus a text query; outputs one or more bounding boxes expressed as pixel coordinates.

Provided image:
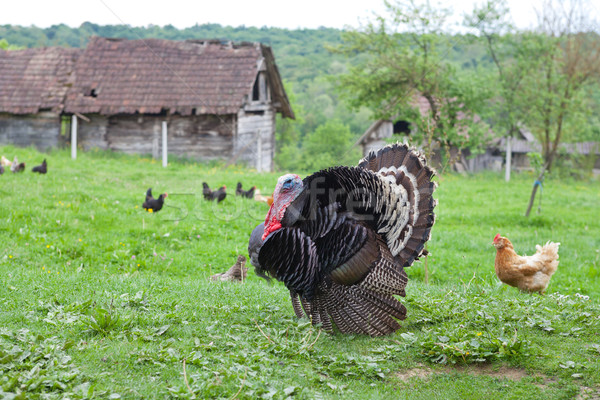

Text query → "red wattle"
[262,220,282,240]
[262,204,282,240]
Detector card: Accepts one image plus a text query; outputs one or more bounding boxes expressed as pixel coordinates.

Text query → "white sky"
[3,0,594,31]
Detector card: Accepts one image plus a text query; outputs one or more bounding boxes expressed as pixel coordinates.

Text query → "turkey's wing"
[299,165,434,268]
[258,227,321,299]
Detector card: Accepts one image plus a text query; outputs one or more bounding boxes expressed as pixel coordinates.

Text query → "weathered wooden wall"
[360,121,393,156]
[1,109,277,170]
[235,107,275,171]
[167,114,234,160]
[0,112,65,150]
[77,114,237,160]
[78,115,108,150]
[511,154,531,171]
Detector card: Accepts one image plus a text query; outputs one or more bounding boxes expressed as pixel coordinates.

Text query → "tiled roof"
[0,37,293,118]
[0,47,80,114]
[65,37,262,116]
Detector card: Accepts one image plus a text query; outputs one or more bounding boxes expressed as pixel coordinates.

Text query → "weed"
[83,303,124,336]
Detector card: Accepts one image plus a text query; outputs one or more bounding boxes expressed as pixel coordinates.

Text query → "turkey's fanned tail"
[358,143,437,268]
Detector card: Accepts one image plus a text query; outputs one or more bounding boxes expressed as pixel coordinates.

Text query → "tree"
[332,0,491,164]
[465,0,542,182]
[276,119,360,172]
[275,81,306,171]
[299,120,361,171]
[522,0,600,216]
[466,0,600,215]
[527,0,600,170]
[0,39,22,50]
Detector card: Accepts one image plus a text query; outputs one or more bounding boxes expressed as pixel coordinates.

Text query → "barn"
[0,46,80,149]
[355,96,499,172]
[358,116,600,174]
[0,37,294,171]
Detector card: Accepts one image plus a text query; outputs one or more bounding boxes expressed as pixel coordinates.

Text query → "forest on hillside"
[1,0,599,174]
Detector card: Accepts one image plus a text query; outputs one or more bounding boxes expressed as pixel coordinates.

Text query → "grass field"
[1,145,599,399]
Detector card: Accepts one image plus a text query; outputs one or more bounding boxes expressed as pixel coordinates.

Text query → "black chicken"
[0,165,4,175]
[235,182,244,196]
[32,159,47,174]
[213,186,227,203]
[202,182,213,200]
[248,143,437,336]
[142,188,167,212]
[236,182,256,199]
[203,182,227,203]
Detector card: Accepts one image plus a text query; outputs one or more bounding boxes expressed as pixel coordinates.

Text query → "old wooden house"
[493,130,600,173]
[0,47,80,149]
[0,37,294,171]
[492,127,540,171]
[355,96,499,172]
[358,114,600,174]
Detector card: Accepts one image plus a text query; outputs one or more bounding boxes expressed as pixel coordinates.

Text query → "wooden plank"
[0,112,61,150]
[235,108,275,171]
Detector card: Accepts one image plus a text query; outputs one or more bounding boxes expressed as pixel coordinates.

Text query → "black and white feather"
[248,143,436,336]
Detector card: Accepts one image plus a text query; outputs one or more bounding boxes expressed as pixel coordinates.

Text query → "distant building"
[357,97,599,173]
[0,47,80,149]
[0,37,294,171]
[492,126,540,171]
[492,127,600,173]
[355,96,498,172]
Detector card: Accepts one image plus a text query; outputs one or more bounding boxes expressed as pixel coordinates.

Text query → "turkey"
[248,143,436,336]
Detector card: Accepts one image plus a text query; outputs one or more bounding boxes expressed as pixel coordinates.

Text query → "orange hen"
[493,234,560,294]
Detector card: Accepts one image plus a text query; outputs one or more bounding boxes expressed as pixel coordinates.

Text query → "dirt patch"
[395,363,535,382]
[394,365,596,398]
[450,364,529,380]
[576,386,600,400]
[395,364,435,381]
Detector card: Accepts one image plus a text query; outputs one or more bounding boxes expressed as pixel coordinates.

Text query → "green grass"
[1,145,599,399]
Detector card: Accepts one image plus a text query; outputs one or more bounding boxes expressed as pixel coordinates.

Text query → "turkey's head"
[262,173,303,240]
